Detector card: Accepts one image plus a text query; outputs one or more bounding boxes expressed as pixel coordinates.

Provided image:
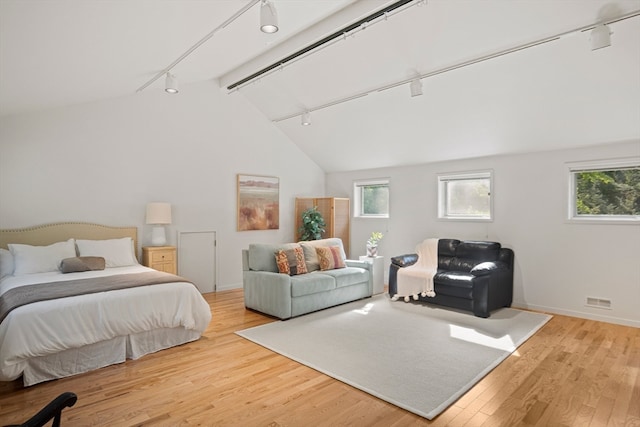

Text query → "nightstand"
[142,246,177,274]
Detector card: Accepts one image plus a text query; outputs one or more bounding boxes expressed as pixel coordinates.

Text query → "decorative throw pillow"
[275,246,308,276]
[60,256,106,274]
[315,246,346,271]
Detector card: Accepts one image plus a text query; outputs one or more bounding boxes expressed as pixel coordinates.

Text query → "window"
[567,158,640,223]
[438,171,492,221]
[354,179,389,218]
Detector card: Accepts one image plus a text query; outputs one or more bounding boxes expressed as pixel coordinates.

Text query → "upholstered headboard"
[0,222,138,257]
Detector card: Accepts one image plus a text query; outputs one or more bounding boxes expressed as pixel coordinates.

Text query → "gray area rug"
[236,295,551,420]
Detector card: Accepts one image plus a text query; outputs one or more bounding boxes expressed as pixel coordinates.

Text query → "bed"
[0,222,212,386]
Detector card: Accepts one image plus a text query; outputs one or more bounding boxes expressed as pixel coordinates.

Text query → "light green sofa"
[242,238,372,319]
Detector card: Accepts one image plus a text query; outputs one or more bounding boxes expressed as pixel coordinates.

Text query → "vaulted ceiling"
[1,0,639,172]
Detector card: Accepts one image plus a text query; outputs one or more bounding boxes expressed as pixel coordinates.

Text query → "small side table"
[142,246,177,274]
[359,255,384,295]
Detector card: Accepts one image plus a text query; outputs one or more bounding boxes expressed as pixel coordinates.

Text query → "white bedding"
[0,265,212,385]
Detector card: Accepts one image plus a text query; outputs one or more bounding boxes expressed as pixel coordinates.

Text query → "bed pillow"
[0,248,14,279]
[75,237,137,268]
[316,246,346,271]
[60,256,106,273]
[8,239,76,276]
[275,246,308,276]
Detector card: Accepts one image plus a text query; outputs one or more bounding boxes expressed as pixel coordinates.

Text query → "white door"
[178,231,216,293]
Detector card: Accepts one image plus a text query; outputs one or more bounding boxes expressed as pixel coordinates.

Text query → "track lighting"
[590,24,611,50]
[409,78,423,97]
[260,0,278,34]
[165,73,178,94]
[301,111,311,126]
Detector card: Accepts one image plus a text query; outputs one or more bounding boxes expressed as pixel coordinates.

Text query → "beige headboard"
[0,222,138,256]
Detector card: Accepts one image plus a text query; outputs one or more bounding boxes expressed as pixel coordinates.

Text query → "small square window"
[438,171,492,221]
[354,179,389,218]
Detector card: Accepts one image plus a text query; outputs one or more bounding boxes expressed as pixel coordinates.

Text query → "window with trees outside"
[438,171,492,221]
[354,179,389,218]
[567,158,640,223]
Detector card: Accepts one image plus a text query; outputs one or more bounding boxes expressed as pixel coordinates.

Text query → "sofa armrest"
[345,259,371,270]
[243,270,293,319]
[390,253,418,267]
[470,261,508,276]
[345,260,373,295]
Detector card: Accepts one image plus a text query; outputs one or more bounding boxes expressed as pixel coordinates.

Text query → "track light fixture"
[409,78,423,97]
[260,0,279,34]
[136,0,260,94]
[165,73,178,94]
[590,24,612,50]
[301,111,312,126]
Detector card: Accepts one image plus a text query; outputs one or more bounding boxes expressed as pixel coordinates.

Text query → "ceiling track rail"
[226,0,417,91]
[271,9,640,123]
[136,0,260,93]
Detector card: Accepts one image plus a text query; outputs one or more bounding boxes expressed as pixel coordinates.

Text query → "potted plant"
[366,231,384,257]
[298,206,326,241]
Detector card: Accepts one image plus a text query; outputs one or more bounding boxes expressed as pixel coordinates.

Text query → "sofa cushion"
[316,246,346,271]
[318,266,368,288]
[275,246,308,276]
[299,238,346,272]
[248,243,301,272]
[290,272,336,297]
[447,241,501,272]
[434,271,474,299]
[437,239,460,270]
[470,261,505,276]
[456,241,501,261]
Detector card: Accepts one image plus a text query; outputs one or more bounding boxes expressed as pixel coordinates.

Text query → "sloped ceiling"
[1,0,639,173]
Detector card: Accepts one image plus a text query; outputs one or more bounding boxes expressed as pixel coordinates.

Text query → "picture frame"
[237,174,280,231]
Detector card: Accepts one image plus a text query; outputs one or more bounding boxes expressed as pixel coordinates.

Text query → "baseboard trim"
[216,282,242,292]
[513,302,639,328]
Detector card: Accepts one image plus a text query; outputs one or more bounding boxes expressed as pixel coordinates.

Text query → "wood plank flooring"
[0,289,638,426]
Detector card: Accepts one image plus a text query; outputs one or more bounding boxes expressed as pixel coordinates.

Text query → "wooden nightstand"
[142,246,177,274]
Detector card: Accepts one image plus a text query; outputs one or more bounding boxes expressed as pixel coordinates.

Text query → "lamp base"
[150,226,167,246]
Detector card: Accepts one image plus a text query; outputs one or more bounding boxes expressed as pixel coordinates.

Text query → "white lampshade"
[146,203,172,246]
[146,202,172,225]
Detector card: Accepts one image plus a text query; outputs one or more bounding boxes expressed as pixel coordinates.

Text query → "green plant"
[298,206,326,241]
[367,231,384,246]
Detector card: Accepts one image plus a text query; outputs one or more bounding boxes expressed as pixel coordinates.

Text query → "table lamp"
[146,202,172,246]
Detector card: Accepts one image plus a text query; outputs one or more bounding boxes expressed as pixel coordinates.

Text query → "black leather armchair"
[389,239,514,317]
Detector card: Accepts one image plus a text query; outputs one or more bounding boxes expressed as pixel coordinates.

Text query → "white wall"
[0,80,325,290]
[327,140,640,327]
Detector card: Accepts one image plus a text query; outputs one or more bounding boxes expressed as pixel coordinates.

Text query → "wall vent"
[586,297,612,309]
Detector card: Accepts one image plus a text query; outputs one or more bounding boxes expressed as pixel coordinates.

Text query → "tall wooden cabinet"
[295,197,350,256]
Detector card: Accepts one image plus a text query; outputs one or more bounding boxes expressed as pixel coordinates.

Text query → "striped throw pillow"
[315,246,346,271]
[275,246,308,276]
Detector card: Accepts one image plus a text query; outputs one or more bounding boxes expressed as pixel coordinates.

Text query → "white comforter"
[0,265,212,382]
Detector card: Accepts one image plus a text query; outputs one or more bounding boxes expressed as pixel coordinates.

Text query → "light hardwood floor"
[0,289,638,426]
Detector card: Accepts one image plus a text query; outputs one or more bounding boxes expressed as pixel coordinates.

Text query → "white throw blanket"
[393,238,439,302]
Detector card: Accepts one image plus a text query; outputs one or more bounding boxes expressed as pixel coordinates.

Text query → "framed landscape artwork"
[237,174,280,231]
